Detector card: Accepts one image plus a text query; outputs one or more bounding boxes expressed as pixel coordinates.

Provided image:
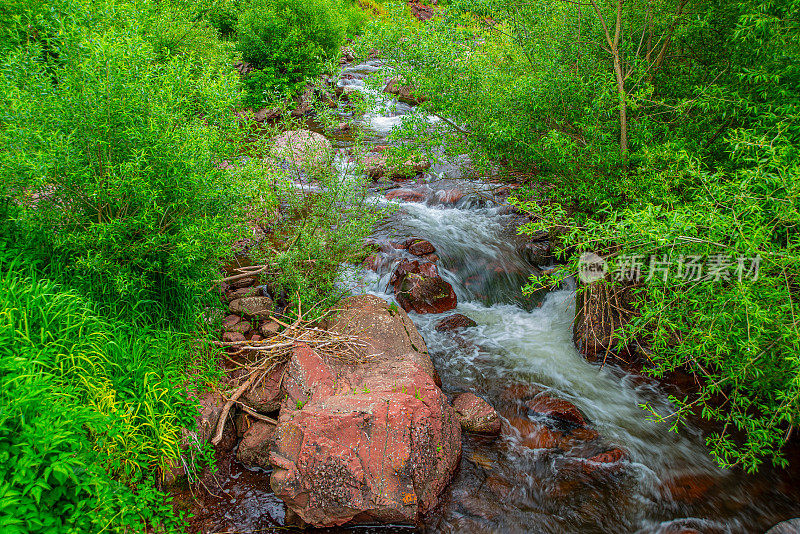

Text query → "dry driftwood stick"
[211,370,262,446]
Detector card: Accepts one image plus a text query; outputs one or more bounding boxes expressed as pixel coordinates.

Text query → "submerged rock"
[767,519,800,534]
[436,313,478,331]
[269,296,460,527]
[452,393,501,435]
[526,395,587,427]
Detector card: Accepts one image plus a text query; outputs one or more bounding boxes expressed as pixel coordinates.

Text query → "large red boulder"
[390,260,457,314]
[269,296,460,527]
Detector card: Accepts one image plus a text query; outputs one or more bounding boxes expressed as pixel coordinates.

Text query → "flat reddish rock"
[526,395,586,427]
[222,314,241,330]
[228,320,252,334]
[452,393,501,434]
[386,189,426,202]
[506,417,563,449]
[222,331,246,343]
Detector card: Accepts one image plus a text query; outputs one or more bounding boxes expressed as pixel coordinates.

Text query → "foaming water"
[331,62,800,533]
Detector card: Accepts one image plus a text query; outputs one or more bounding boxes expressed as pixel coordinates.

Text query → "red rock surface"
[237,420,276,469]
[437,189,464,204]
[406,238,436,256]
[386,189,426,202]
[452,393,501,434]
[390,260,457,314]
[240,362,286,414]
[526,395,587,427]
[269,296,460,527]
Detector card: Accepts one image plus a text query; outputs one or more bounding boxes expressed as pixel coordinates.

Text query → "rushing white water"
[324,61,799,534]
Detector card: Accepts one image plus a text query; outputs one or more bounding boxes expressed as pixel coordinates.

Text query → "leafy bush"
[0,0,244,325]
[236,0,350,106]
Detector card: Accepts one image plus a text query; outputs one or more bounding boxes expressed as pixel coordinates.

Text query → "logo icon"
[578,252,607,283]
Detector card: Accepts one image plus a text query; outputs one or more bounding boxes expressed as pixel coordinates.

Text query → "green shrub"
[0,0,244,325]
[236,0,347,106]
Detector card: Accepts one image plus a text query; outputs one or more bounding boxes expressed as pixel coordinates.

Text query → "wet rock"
[437,188,464,204]
[228,320,252,335]
[436,314,478,331]
[251,334,263,342]
[385,188,426,202]
[422,253,439,263]
[452,393,501,435]
[341,46,355,62]
[662,473,716,504]
[222,331,246,343]
[408,0,438,21]
[234,412,255,438]
[270,335,460,527]
[587,448,626,463]
[260,320,280,337]
[229,296,274,321]
[506,417,563,449]
[236,420,277,469]
[271,129,332,168]
[406,238,436,256]
[195,391,226,444]
[485,475,513,499]
[222,314,241,330]
[254,107,281,122]
[519,240,552,265]
[240,362,285,414]
[229,276,256,289]
[291,86,314,117]
[767,519,800,534]
[390,260,457,314]
[384,75,427,104]
[526,395,587,427]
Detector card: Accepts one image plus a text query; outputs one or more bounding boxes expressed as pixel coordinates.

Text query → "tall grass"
[0,249,206,532]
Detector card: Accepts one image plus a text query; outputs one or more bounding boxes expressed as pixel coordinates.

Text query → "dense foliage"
[0,0,374,530]
[0,246,204,533]
[236,0,366,106]
[362,0,800,471]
